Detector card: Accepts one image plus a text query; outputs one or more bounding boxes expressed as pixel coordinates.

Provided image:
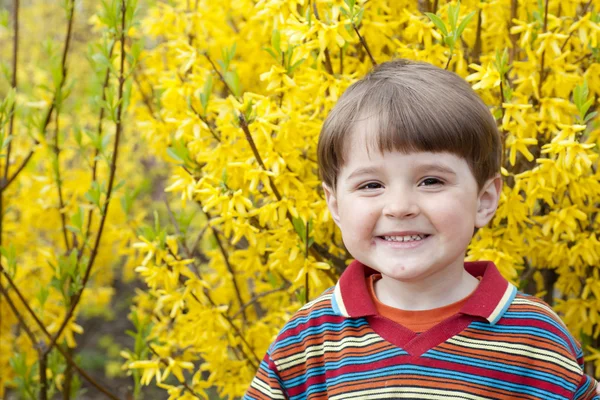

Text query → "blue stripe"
[468,321,571,349]
[330,289,342,316]
[503,311,579,355]
[284,347,407,387]
[490,285,517,324]
[280,307,339,332]
[274,320,369,350]
[424,349,576,392]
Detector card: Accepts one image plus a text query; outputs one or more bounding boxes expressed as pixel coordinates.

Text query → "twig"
[538,0,550,95]
[509,0,518,64]
[40,350,49,400]
[146,343,203,398]
[82,41,117,246]
[202,54,238,99]
[211,226,247,324]
[0,269,120,399]
[54,109,70,251]
[3,0,19,183]
[133,71,162,122]
[171,251,261,368]
[0,0,75,193]
[45,0,128,356]
[311,1,334,74]
[0,282,38,349]
[190,103,221,141]
[352,24,376,66]
[472,9,482,64]
[445,53,453,70]
[560,0,593,52]
[231,285,291,319]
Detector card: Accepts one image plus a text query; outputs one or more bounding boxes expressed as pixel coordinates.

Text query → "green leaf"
[424,13,448,36]
[70,206,84,232]
[455,10,476,40]
[271,29,281,54]
[263,47,279,62]
[166,147,183,163]
[292,217,306,242]
[200,75,213,111]
[288,58,306,75]
[584,111,597,123]
[224,70,242,97]
[355,7,365,25]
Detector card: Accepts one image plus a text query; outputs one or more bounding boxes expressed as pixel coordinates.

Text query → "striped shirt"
[245,260,599,399]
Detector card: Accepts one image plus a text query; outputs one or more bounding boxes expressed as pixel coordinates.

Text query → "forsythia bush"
[124,0,600,398]
[0,0,145,398]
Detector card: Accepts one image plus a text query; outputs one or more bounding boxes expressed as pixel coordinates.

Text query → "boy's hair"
[317,59,501,191]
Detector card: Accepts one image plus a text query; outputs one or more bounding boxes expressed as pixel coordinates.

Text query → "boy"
[244,59,599,399]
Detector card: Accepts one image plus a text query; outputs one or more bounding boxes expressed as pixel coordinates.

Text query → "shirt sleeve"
[244,350,287,400]
[574,372,599,400]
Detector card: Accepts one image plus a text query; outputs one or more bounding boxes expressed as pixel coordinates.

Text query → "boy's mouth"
[379,234,431,243]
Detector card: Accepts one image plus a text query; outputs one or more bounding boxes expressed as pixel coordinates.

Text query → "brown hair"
[317,59,501,191]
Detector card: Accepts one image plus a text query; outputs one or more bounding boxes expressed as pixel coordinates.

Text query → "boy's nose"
[382,197,420,219]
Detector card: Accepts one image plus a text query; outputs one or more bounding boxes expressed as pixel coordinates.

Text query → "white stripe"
[330,385,490,400]
[250,377,286,399]
[275,333,383,370]
[487,284,516,324]
[448,336,581,373]
[299,292,332,311]
[334,283,349,317]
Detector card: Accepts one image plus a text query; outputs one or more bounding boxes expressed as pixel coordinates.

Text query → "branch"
[231,284,291,319]
[83,40,117,245]
[211,225,247,324]
[0,268,120,399]
[352,24,376,66]
[3,0,19,182]
[0,0,75,193]
[54,109,70,251]
[560,0,593,52]
[509,0,518,64]
[146,343,203,398]
[311,1,334,74]
[538,0,550,95]
[169,242,261,368]
[45,0,128,356]
[0,281,39,350]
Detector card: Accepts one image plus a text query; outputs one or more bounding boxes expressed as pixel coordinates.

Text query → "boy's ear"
[475,174,503,228]
[322,183,341,226]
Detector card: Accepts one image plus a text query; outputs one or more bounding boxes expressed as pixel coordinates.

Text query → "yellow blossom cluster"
[116,0,600,398]
[0,0,147,397]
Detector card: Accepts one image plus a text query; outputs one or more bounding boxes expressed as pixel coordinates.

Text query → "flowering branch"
[45,0,129,357]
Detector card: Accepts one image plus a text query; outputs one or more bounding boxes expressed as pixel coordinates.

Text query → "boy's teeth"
[383,235,426,242]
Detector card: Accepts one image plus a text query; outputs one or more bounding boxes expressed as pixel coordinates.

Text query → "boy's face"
[323,130,502,283]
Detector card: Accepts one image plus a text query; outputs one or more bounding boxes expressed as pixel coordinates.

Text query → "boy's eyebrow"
[346,167,382,180]
[415,163,457,176]
[346,164,457,180]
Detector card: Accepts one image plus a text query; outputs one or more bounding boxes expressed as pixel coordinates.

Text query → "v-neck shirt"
[366,273,481,333]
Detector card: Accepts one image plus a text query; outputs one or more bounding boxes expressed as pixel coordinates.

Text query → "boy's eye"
[359,182,383,190]
[420,177,443,186]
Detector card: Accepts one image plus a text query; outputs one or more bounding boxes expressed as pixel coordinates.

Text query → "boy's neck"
[373,261,480,311]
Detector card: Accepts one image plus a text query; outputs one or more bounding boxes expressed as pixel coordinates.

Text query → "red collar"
[331,260,517,325]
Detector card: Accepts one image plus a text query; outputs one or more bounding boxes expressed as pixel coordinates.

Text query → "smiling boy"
[244,59,599,399]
